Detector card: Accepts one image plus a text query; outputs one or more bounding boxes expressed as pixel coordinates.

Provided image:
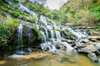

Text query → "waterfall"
[47,24,55,42]
[14,3,82,61]
[16,23,26,55]
[38,15,76,57]
[19,3,37,16]
[28,28,33,46]
[67,27,87,39]
[16,23,33,55]
[54,24,61,42]
[17,23,23,49]
[66,27,89,46]
[18,3,64,49]
[29,0,45,5]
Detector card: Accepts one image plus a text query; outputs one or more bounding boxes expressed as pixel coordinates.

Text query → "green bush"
[90,3,100,21]
[0,16,19,46]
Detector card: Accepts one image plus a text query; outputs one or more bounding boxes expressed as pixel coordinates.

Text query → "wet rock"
[88,36,100,40]
[15,50,27,55]
[88,53,98,62]
[81,39,89,43]
[90,31,100,36]
[88,36,100,42]
[94,43,100,50]
[94,60,99,63]
[3,0,12,4]
[89,39,97,42]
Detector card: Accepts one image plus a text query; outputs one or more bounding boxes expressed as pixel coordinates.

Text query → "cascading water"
[27,28,33,53]
[28,28,33,46]
[8,23,27,58]
[19,3,37,16]
[16,23,26,55]
[63,26,89,46]
[15,23,33,55]
[37,16,80,63]
[54,23,61,42]
[38,15,77,57]
[67,27,88,39]
[17,23,23,49]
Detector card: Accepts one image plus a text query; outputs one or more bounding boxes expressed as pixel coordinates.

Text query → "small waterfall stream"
[17,23,23,49]
[16,23,26,55]
[19,3,37,16]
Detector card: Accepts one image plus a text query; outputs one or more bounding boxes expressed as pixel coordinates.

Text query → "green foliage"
[58,0,97,25]
[0,16,19,46]
[90,3,100,20]
[0,1,36,23]
[96,24,100,31]
[25,2,53,18]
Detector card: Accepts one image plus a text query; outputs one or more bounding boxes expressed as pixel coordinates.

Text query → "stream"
[0,54,100,66]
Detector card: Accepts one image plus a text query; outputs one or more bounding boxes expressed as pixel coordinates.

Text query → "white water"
[17,23,23,49]
[38,15,76,56]
[67,27,88,39]
[19,4,37,16]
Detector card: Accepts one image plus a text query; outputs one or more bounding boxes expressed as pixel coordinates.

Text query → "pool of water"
[0,54,100,66]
